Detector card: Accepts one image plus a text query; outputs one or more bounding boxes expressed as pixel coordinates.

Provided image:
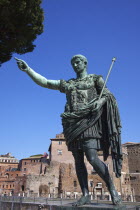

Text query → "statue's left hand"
[93,98,106,110]
[15,57,29,72]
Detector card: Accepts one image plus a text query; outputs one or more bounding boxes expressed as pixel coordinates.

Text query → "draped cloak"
[60,74,122,178]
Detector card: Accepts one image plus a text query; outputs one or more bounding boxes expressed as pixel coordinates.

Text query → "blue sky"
[0,0,140,160]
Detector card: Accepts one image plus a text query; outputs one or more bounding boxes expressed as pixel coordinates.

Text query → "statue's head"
[71,54,88,74]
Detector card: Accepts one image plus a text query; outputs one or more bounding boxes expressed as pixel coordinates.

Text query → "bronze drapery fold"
[61,93,122,178]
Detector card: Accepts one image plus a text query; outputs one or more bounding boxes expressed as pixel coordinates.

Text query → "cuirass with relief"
[64,75,98,112]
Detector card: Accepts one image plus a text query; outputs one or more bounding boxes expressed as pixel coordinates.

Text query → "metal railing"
[0,195,48,204]
[0,195,140,205]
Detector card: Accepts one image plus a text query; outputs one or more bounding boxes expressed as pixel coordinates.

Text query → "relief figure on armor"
[15,55,122,206]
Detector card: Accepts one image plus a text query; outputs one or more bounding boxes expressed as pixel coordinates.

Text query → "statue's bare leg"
[72,150,91,206]
[85,148,122,205]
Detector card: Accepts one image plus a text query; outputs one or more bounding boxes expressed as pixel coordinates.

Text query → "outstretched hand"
[14,57,29,72]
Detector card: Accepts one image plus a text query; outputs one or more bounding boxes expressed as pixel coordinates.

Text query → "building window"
[24,168,26,171]
[96,183,102,188]
[21,185,24,191]
[59,141,62,145]
[74,181,77,187]
[58,150,62,155]
[24,162,26,165]
[5,173,9,178]
[6,185,8,188]
[130,176,136,180]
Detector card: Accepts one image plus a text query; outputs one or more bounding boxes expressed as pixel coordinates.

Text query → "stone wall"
[49,134,121,197]
[122,143,140,201]
[49,139,74,165]
[126,143,140,173]
[14,161,60,197]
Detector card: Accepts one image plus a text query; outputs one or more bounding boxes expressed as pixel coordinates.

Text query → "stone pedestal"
[48,203,140,210]
[50,204,124,210]
[1,200,140,210]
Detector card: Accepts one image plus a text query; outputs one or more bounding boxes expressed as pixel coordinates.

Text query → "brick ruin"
[0,135,140,201]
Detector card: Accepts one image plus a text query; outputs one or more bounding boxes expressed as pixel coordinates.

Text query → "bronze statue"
[15,55,122,206]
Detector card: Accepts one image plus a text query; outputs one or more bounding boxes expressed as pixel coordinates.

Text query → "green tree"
[0,0,44,66]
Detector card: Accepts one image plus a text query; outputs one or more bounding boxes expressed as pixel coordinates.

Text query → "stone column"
[94,188,97,200]
[102,188,105,200]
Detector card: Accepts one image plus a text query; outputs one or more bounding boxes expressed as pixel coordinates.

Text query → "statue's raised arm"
[15,58,60,90]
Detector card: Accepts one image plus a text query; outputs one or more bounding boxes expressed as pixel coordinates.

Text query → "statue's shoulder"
[67,78,75,83]
[88,74,103,81]
[59,78,75,93]
[60,78,75,83]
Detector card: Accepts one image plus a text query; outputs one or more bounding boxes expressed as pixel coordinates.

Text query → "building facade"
[0,136,139,201]
[0,153,19,195]
[49,134,140,201]
[49,134,121,200]
[121,142,140,201]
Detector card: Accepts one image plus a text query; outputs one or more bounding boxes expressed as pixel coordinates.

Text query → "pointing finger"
[14,57,23,62]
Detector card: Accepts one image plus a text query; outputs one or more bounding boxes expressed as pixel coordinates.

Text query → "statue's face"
[71,57,86,74]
